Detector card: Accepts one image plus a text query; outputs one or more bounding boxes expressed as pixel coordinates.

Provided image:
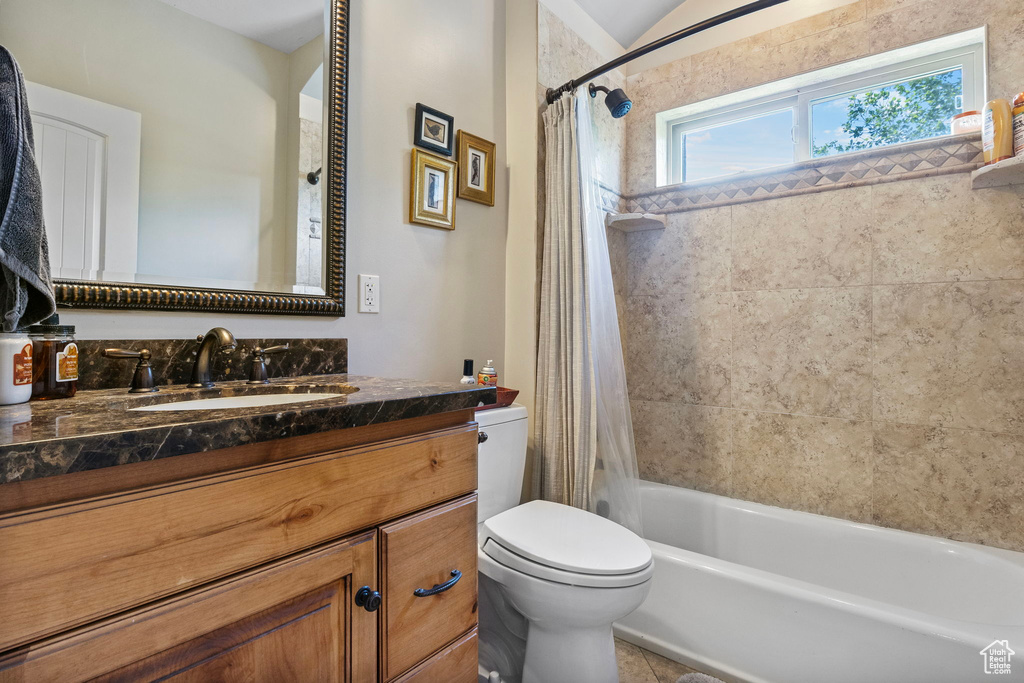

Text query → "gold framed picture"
[456,131,495,206]
[410,148,456,230]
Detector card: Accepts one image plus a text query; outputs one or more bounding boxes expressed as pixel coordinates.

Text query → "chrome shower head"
[589,83,632,118]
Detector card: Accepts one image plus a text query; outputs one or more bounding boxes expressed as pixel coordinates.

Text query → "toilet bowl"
[475,405,653,683]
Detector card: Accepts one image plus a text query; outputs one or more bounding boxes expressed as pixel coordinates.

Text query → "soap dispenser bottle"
[477,360,497,387]
[460,359,476,385]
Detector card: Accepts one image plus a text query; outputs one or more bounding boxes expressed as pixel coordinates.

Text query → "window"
[679,108,794,183]
[659,29,985,186]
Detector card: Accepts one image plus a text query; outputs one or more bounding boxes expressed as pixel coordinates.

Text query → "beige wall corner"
[504,0,539,499]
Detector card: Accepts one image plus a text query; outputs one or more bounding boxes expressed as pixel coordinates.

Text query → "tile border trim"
[601,134,983,215]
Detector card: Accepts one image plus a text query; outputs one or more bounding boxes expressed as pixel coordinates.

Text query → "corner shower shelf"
[971,155,1024,190]
[605,212,666,233]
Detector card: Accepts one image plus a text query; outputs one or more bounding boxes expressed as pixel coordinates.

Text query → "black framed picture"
[414,103,455,156]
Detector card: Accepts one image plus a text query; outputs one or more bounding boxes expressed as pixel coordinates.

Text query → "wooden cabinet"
[393,629,479,683]
[4,533,378,682]
[0,410,480,683]
[380,496,479,680]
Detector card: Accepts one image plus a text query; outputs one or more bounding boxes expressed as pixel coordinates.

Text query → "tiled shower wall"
[540,0,1024,551]
[620,178,1024,553]
[537,3,625,200]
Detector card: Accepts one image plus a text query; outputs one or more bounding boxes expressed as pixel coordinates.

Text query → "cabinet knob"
[478,431,488,444]
[355,585,381,612]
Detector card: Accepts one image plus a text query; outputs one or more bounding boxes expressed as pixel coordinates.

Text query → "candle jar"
[27,315,78,400]
[0,332,33,405]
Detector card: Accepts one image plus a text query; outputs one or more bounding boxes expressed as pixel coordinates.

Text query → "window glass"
[660,31,984,186]
[682,109,794,183]
[811,68,963,158]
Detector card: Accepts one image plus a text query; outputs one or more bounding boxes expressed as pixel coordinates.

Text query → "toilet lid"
[480,500,652,575]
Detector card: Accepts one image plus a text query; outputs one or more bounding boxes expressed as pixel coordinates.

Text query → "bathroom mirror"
[0,0,348,315]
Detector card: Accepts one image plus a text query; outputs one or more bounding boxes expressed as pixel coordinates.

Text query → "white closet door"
[27,82,141,282]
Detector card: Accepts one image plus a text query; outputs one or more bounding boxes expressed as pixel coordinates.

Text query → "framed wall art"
[414,103,454,157]
[456,130,495,206]
[409,148,456,230]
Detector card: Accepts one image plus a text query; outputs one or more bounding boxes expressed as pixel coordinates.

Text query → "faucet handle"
[103,348,158,394]
[247,344,289,384]
[104,348,147,359]
[259,344,290,356]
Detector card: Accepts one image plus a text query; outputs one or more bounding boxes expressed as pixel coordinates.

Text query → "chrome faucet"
[188,327,237,388]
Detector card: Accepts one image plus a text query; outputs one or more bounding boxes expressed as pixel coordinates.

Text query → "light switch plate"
[359,274,379,313]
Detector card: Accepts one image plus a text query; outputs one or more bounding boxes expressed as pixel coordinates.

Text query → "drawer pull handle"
[413,570,462,597]
[355,586,382,612]
[478,431,488,444]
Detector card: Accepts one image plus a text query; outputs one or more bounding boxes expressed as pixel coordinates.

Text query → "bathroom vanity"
[0,374,493,682]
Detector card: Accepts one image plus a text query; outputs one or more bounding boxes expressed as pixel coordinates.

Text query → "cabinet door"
[380,495,478,680]
[0,533,378,683]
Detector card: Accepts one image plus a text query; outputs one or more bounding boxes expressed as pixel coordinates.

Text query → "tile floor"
[615,638,716,682]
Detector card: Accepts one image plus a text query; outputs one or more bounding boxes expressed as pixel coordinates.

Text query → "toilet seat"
[479,500,653,588]
[481,538,653,588]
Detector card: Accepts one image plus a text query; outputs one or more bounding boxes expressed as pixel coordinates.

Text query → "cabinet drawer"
[393,628,478,683]
[380,495,478,680]
[0,425,477,653]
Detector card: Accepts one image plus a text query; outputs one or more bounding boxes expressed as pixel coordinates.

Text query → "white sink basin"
[130,393,345,412]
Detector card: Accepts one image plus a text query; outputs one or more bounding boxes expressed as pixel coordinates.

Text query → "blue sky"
[684,109,793,182]
[683,68,963,180]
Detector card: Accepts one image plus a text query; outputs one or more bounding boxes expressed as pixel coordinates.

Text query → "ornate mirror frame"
[55,0,348,316]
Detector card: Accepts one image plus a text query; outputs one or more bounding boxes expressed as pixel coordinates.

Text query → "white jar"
[0,332,34,405]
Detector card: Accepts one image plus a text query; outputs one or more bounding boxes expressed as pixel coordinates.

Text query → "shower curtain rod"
[545,0,790,105]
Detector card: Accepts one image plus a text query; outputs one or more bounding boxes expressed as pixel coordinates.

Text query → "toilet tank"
[475,403,529,523]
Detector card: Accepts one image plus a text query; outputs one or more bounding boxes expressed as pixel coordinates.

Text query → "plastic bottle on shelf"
[1012,92,1024,158]
[982,98,1014,165]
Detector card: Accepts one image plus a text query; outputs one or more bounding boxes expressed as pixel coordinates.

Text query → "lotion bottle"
[460,359,476,385]
[983,99,1014,165]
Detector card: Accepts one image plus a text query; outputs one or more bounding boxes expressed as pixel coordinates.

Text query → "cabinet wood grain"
[393,628,479,683]
[380,495,479,680]
[0,532,378,683]
[0,425,476,653]
[0,410,475,515]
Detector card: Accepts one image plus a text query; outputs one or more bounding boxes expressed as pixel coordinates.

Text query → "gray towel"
[0,45,55,332]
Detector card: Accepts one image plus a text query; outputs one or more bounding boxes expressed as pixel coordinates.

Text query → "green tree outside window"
[812,69,963,157]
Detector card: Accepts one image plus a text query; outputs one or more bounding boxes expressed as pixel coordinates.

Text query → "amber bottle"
[28,315,78,400]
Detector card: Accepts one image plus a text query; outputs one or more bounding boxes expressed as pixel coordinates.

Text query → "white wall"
[0,0,296,289]
[42,0,509,384]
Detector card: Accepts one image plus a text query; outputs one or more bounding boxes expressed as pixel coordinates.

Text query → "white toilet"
[475,404,653,683]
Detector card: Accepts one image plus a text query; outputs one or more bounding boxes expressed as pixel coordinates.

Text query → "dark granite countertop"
[0,375,495,485]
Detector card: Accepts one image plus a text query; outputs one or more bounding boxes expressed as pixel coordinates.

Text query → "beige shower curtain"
[534,93,642,533]
[534,95,596,513]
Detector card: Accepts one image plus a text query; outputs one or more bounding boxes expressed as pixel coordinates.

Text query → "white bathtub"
[614,481,1024,683]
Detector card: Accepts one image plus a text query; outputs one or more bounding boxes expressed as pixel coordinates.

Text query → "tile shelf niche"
[605,212,666,233]
[971,155,1024,189]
